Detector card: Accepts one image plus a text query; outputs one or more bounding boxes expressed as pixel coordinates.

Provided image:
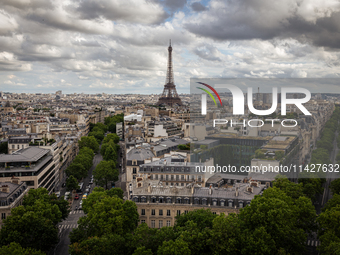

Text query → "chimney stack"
[11,177,19,185]
[1,185,9,193]
[148,183,152,193]
[209,184,212,195]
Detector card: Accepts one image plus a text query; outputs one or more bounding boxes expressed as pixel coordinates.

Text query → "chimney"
[11,177,19,185]
[235,186,239,197]
[209,184,213,195]
[1,185,9,193]
[147,183,152,193]
[191,184,195,194]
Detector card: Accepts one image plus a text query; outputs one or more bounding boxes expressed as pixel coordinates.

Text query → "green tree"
[174,209,217,231]
[103,133,120,144]
[69,196,139,244]
[0,242,45,255]
[23,188,69,220]
[330,178,340,195]
[93,160,119,189]
[157,239,191,255]
[106,187,124,199]
[323,194,340,212]
[255,149,265,159]
[65,162,86,180]
[208,213,242,255]
[132,246,153,255]
[89,131,104,142]
[78,136,99,153]
[273,175,305,199]
[82,187,124,213]
[103,144,117,161]
[101,140,119,157]
[317,205,340,254]
[238,187,316,254]
[0,142,8,154]
[0,202,59,251]
[275,150,285,160]
[66,175,79,192]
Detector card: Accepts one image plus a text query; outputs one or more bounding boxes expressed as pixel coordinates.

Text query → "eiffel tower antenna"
[157,40,182,107]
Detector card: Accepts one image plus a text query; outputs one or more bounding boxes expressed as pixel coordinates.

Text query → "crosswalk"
[58,224,78,233]
[306,239,320,247]
[69,210,85,215]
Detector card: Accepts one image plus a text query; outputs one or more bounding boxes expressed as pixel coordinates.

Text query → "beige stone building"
[132,178,265,228]
[0,178,29,228]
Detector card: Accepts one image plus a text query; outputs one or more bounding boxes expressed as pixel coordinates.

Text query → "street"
[51,151,103,255]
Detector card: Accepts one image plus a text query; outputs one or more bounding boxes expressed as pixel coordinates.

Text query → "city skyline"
[1,0,340,94]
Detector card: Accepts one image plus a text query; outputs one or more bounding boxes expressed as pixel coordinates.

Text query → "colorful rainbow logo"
[196,82,223,107]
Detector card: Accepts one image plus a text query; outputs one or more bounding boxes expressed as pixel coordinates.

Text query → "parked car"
[64,191,70,200]
[79,204,82,210]
[55,191,61,198]
[80,200,83,205]
[82,194,87,200]
[85,188,90,193]
[74,194,79,200]
[62,183,66,188]
[89,179,93,184]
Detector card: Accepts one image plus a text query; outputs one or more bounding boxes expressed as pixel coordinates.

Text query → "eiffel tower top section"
[156,40,182,107]
[165,39,174,85]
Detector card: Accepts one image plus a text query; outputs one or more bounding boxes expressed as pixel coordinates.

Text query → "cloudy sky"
[1,0,340,94]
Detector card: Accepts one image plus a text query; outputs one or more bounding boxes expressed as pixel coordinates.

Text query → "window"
[141,220,145,224]
[151,209,155,216]
[151,220,155,228]
[213,200,217,206]
[213,212,217,215]
[141,209,145,215]
[184,210,188,214]
[159,220,163,228]
[166,220,171,227]
[1,213,5,220]
[12,145,14,149]
[167,210,171,216]
[133,168,137,174]
[159,209,163,216]
[177,210,181,216]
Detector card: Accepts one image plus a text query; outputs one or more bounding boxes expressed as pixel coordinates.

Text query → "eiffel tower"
[156,40,182,107]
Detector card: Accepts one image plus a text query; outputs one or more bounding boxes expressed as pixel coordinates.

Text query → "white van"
[64,191,70,200]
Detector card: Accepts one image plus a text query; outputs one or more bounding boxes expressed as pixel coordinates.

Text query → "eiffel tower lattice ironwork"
[156,40,182,107]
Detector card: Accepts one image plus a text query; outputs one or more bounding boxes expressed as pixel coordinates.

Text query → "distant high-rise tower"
[156,40,182,107]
